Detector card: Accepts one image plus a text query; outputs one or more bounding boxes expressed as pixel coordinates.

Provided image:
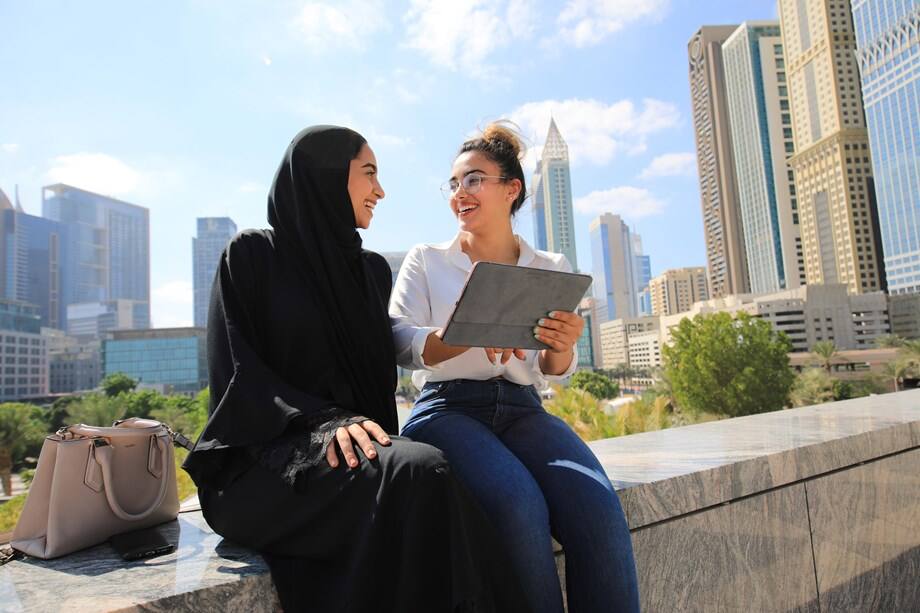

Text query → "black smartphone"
[110,527,175,561]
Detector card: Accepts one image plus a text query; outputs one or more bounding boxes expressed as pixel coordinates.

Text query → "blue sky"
[0,0,779,327]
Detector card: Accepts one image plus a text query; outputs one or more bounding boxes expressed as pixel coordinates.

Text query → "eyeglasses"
[440,173,507,199]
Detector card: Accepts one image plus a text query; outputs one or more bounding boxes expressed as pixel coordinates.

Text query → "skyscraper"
[649,267,710,316]
[531,165,547,251]
[852,0,920,294]
[536,119,578,269]
[590,213,637,323]
[0,190,64,328]
[632,234,652,298]
[689,25,751,298]
[723,22,806,294]
[778,0,886,294]
[193,217,237,327]
[42,184,151,327]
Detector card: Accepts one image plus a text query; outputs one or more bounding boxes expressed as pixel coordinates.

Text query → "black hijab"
[267,126,398,433]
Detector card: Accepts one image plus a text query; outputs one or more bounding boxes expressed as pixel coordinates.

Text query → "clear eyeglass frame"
[440,173,507,199]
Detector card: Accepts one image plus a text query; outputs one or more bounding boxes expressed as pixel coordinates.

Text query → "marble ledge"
[586,389,920,529]
[0,511,279,613]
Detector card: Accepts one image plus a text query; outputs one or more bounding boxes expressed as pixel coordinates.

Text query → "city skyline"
[1,1,783,328]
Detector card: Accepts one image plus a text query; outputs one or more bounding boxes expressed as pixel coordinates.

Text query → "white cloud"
[508,97,681,169]
[556,0,669,47]
[152,280,193,329]
[261,54,272,66]
[296,0,389,52]
[45,153,141,196]
[2,144,19,154]
[574,186,665,218]
[403,0,536,72]
[639,152,696,179]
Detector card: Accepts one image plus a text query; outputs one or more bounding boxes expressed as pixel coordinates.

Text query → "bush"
[544,385,619,441]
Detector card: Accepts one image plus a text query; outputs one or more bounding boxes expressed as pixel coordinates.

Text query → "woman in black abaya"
[183,126,522,612]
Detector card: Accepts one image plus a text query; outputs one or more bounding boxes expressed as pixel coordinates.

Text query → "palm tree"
[0,403,45,496]
[811,341,842,374]
[881,360,911,393]
[875,334,905,349]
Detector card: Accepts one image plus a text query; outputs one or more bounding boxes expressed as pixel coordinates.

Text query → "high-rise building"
[598,316,660,369]
[42,184,151,327]
[723,22,806,294]
[852,0,920,294]
[193,217,237,327]
[0,299,49,400]
[0,191,64,328]
[590,213,637,323]
[778,0,886,294]
[689,25,751,298]
[103,327,207,395]
[648,267,710,316]
[536,119,578,270]
[531,165,548,251]
[66,299,147,341]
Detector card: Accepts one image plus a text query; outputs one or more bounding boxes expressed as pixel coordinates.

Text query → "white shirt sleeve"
[535,253,579,382]
[389,246,442,371]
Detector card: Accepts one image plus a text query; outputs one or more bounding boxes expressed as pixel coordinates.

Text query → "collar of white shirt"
[432,233,538,272]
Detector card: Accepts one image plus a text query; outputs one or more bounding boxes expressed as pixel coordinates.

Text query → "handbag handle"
[93,435,170,522]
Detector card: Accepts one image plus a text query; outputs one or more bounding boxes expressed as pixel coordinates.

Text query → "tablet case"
[441,262,592,350]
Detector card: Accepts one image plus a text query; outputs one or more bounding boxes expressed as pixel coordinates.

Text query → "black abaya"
[183,127,524,612]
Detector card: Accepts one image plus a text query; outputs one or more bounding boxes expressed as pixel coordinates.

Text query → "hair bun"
[481,121,524,160]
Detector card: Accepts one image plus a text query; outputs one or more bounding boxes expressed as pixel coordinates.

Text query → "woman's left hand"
[534,311,584,354]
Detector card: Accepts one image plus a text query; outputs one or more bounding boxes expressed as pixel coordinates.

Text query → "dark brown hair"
[457,121,527,216]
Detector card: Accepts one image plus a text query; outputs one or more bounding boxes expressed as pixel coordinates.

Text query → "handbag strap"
[93,436,170,522]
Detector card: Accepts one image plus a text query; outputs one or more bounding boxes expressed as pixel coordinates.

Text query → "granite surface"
[3,390,918,612]
[588,388,920,528]
[0,512,279,613]
[807,447,920,611]
[631,482,818,612]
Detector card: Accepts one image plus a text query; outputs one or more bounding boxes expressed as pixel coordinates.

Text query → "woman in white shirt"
[390,123,639,613]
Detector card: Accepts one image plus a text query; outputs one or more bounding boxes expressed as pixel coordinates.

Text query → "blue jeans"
[401,378,640,613]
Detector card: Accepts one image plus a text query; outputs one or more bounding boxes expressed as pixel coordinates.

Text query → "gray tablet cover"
[441,262,592,350]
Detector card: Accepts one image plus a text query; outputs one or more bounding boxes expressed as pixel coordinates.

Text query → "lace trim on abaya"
[255,407,367,491]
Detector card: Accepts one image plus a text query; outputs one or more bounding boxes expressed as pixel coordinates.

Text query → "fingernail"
[533,326,540,334]
[538,318,546,326]
[382,437,390,444]
[534,333,540,339]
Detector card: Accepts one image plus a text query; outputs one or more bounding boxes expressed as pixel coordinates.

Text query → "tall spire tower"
[536,118,578,270]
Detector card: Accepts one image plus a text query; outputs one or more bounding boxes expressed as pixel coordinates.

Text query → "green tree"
[543,385,618,441]
[875,334,905,349]
[0,403,45,496]
[662,312,794,417]
[101,372,138,397]
[122,389,168,419]
[881,359,912,392]
[66,393,126,426]
[569,370,619,400]
[790,368,837,407]
[811,341,843,374]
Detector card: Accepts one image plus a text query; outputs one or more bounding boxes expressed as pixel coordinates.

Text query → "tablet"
[441,262,593,350]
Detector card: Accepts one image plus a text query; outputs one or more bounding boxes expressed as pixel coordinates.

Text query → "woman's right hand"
[326,420,391,469]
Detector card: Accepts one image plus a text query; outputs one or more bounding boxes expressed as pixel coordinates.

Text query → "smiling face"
[348,143,384,229]
[449,151,521,234]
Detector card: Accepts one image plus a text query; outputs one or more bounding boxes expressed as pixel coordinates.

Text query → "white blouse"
[389,234,578,391]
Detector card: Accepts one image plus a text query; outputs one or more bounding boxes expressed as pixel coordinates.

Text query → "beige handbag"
[11,417,180,559]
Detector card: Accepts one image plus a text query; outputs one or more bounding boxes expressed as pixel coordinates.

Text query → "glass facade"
[852,0,920,293]
[590,214,637,322]
[531,166,548,251]
[193,217,237,327]
[42,184,150,327]
[723,23,797,294]
[539,120,578,270]
[104,330,207,393]
[0,210,63,328]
